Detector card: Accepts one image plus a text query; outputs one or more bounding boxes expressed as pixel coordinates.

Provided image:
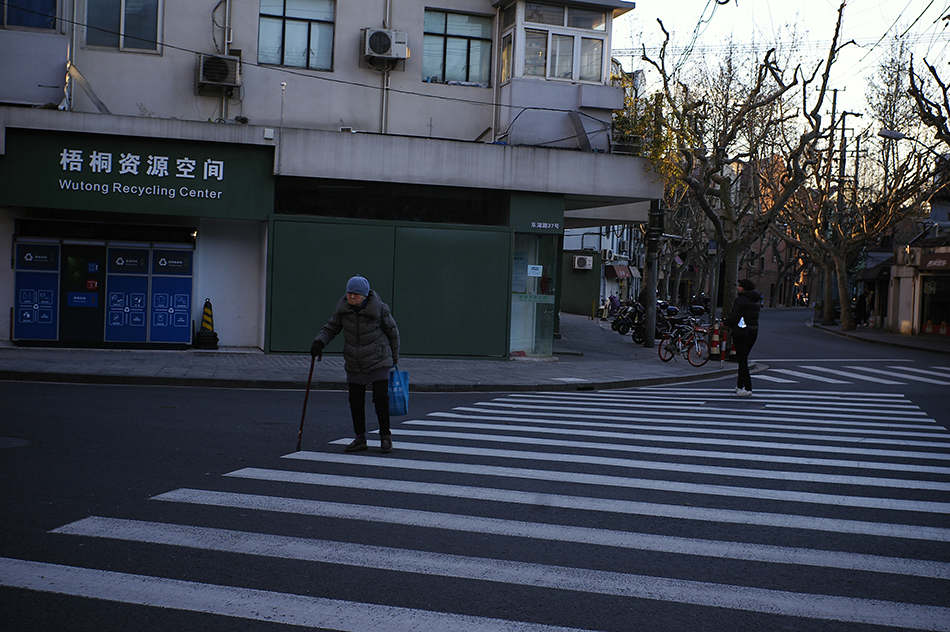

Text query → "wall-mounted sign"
[14,243,60,341]
[108,249,150,274]
[152,250,193,276]
[15,243,59,270]
[105,247,150,343]
[920,254,949,270]
[0,129,273,220]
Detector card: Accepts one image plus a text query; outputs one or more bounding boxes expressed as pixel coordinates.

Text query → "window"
[579,37,603,81]
[520,1,606,82]
[86,0,160,50]
[3,0,56,29]
[259,0,334,71]
[423,9,492,85]
[523,29,546,77]
[500,32,512,83]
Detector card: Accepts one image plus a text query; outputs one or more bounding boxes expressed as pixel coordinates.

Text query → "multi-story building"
[0,0,661,356]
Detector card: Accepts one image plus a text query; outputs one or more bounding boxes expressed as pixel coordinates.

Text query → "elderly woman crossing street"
[311,275,400,453]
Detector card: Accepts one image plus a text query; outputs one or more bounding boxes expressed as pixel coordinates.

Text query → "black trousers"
[733,327,758,391]
[348,380,391,437]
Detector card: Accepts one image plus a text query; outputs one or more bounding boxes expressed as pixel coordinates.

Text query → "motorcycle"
[628,301,676,343]
[689,293,710,317]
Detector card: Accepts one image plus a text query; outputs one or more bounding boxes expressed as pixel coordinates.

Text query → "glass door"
[510,233,557,356]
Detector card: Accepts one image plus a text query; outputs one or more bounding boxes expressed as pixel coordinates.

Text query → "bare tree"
[640,1,848,319]
[773,32,945,332]
[909,57,950,145]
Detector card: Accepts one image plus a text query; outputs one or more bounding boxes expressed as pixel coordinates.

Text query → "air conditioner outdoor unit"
[573,255,593,270]
[601,249,614,262]
[196,54,241,95]
[908,248,922,266]
[363,28,409,59]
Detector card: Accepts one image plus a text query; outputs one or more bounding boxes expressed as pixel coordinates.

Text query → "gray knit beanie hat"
[346,275,370,296]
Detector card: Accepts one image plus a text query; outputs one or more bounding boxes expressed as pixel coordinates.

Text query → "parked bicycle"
[658,316,711,366]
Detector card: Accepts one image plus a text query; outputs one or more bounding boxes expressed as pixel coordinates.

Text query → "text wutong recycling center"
[58,148,226,199]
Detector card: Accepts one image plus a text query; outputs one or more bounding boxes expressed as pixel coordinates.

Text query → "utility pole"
[837,110,863,219]
[643,199,663,348]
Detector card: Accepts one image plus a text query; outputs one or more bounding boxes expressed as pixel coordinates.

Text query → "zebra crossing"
[2,387,950,631]
[755,361,950,385]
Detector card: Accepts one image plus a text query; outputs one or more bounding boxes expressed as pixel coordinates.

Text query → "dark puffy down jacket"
[314,290,399,377]
[724,289,762,334]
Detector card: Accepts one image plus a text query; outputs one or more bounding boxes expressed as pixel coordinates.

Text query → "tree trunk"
[821,263,836,325]
[720,244,741,322]
[834,254,855,330]
[671,263,685,305]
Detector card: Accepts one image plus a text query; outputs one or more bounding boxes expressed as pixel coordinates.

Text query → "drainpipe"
[221,0,233,119]
[491,5,501,142]
[63,0,78,110]
[379,0,393,133]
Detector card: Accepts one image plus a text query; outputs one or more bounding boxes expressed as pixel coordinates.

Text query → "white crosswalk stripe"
[5,387,949,631]
[752,373,797,383]
[763,361,950,385]
[768,368,852,383]
[798,365,905,384]
[0,557,591,632]
[848,365,950,385]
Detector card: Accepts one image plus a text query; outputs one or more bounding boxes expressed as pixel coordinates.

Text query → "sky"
[611,0,950,116]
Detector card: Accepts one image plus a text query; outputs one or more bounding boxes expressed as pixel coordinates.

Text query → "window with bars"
[258,0,334,71]
[422,9,492,85]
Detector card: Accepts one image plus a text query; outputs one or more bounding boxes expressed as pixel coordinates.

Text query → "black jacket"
[724,290,762,334]
[314,290,399,378]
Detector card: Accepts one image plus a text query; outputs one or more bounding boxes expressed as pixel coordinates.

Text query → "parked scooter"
[611,301,643,335]
[600,294,621,319]
[689,293,710,317]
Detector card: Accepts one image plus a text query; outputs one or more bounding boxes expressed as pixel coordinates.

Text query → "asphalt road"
[1,312,948,631]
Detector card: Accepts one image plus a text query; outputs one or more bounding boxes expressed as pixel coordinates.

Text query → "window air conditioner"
[363,28,409,59]
[573,255,593,270]
[196,54,241,95]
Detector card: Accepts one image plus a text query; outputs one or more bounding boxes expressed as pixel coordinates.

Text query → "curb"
[810,322,950,356]
[0,365,738,393]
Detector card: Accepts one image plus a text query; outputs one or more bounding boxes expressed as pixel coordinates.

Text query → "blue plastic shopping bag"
[388,365,409,416]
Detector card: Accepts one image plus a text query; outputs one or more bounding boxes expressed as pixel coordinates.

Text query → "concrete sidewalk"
[0,313,737,391]
[1,311,947,391]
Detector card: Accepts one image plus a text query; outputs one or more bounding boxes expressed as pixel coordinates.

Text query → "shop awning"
[854,263,890,281]
[605,264,639,279]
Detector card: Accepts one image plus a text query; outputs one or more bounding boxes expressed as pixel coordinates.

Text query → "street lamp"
[878,129,949,161]
[877,129,906,141]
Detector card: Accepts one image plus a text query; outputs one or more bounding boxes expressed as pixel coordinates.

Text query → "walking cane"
[296,354,317,451]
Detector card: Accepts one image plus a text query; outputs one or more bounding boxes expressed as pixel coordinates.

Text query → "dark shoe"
[380,436,393,454]
[344,436,367,453]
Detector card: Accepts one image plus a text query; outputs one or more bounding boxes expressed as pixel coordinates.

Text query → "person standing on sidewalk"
[310,275,400,453]
[724,278,762,396]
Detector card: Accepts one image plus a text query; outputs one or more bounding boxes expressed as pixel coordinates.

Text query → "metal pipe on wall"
[379,0,393,133]
[220,0,233,119]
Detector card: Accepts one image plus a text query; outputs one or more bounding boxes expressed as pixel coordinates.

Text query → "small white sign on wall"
[527,265,543,277]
